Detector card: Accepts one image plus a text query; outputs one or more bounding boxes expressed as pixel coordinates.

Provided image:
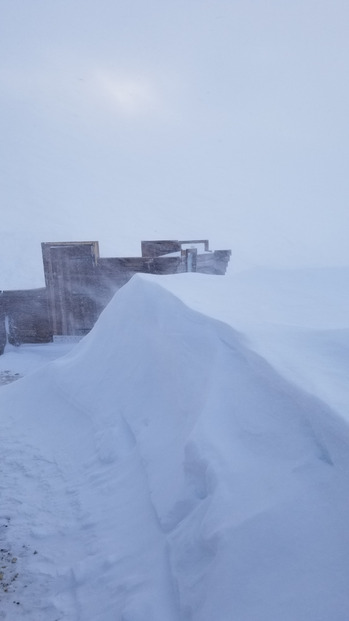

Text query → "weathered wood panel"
[1,288,51,345]
[0,239,231,350]
[196,250,231,275]
[141,240,181,257]
[42,242,100,336]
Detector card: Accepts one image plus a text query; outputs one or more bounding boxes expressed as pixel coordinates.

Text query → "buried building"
[0,239,231,349]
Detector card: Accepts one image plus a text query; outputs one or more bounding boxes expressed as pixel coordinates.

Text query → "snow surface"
[0,269,349,620]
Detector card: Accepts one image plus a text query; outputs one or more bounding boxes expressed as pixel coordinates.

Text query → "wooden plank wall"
[196,250,231,275]
[0,241,231,348]
[0,288,51,345]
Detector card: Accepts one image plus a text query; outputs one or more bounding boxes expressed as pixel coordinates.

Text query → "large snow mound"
[1,275,349,620]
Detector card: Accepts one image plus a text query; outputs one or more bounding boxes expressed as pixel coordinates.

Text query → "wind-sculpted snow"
[1,275,349,620]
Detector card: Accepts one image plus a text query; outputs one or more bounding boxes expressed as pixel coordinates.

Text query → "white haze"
[1,0,349,288]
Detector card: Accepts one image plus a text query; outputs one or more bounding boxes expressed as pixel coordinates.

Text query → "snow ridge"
[1,275,349,620]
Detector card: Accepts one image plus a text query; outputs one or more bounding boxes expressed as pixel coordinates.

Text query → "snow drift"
[1,275,349,620]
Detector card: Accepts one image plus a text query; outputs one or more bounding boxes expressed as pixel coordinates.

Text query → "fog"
[1,0,349,288]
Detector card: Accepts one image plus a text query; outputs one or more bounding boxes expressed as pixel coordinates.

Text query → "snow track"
[0,432,82,619]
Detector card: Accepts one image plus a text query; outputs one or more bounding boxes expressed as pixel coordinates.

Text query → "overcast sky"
[1,0,349,287]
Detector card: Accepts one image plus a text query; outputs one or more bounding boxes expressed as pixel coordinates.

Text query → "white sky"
[1,0,349,287]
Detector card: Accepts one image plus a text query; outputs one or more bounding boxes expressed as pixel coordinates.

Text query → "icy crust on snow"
[1,275,349,620]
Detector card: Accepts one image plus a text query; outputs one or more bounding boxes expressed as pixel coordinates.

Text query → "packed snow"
[0,269,349,620]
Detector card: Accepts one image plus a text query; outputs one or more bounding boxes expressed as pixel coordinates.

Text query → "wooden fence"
[0,240,231,347]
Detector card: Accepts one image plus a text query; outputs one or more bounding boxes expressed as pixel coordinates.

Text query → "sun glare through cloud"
[95,71,160,117]
[1,0,349,287]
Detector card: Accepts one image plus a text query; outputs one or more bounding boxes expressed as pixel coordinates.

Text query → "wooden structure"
[0,239,231,347]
